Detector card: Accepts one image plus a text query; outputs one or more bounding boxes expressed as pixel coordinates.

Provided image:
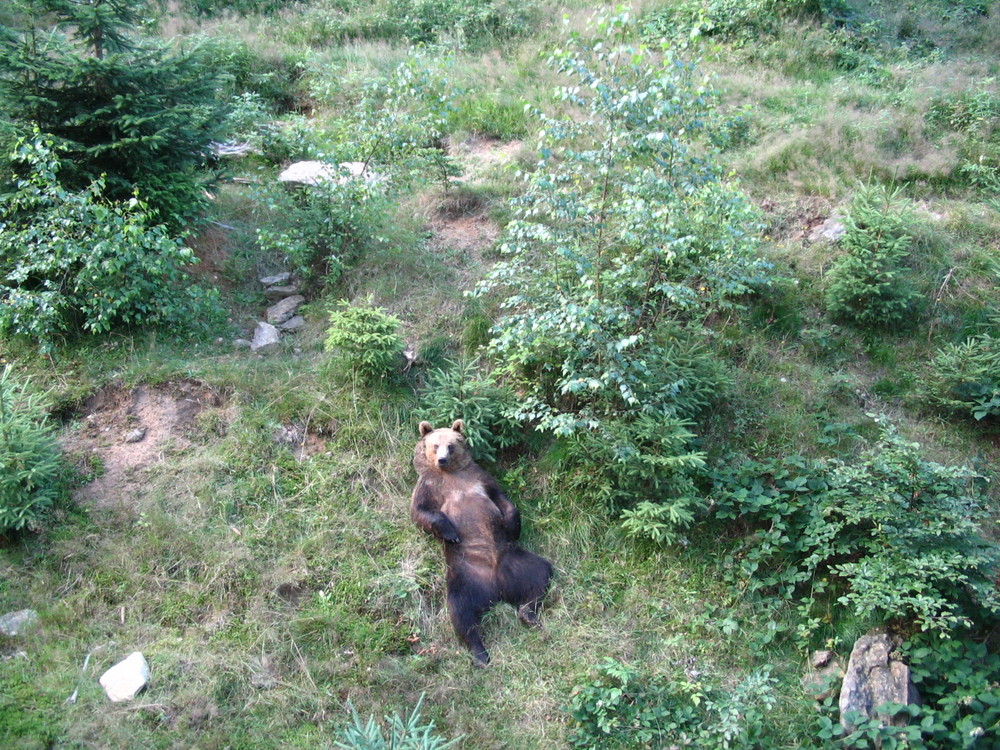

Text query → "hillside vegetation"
[1,0,998,747]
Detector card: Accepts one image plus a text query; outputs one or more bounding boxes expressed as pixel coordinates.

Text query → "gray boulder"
[278,315,305,332]
[0,609,38,636]
[840,630,919,734]
[266,295,305,325]
[264,284,301,300]
[259,272,292,287]
[251,322,281,353]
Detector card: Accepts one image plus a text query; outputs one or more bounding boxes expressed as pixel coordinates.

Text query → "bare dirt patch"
[62,380,227,511]
[423,136,523,280]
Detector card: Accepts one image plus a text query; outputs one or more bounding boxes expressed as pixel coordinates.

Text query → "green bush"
[0,366,63,533]
[417,360,522,463]
[824,182,921,328]
[567,658,777,749]
[333,694,460,750]
[324,299,404,382]
[0,135,221,352]
[253,174,388,283]
[282,0,539,50]
[922,331,1000,420]
[640,0,841,44]
[710,426,1000,637]
[475,12,770,437]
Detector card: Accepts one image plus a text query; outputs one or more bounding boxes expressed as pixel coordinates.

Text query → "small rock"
[99,652,150,702]
[233,338,252,349]
[124,428,146,444]
[278,315,305,332]
[264,284,301,300]
[813,649,835,669]
[266,295,305,325]
[259,272,292,287]
[0,609,38,636]
[809,215,846,243]
[804,650,844,702]
[251,322,281,353]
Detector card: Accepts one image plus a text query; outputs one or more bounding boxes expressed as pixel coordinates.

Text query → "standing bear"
[410,420,553,666]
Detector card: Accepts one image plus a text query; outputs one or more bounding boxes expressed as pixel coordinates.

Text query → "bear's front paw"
[445,533,461,544]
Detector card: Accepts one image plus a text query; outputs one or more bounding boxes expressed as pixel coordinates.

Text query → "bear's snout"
[436,444,452,467]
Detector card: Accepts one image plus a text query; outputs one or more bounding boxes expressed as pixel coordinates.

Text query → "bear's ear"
[451,419,465,434]
[419,421,434,437]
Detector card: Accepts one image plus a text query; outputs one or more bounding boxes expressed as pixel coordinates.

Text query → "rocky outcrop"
[840,630,919,734]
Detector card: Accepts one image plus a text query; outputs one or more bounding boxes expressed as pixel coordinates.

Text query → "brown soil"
[62,380,226,511]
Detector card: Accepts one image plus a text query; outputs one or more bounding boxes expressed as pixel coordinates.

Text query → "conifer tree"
[0,0,229,224]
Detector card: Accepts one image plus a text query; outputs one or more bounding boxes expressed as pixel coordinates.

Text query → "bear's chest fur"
[432,470,505,566]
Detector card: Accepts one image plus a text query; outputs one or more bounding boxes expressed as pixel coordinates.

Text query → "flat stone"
[264,284,301,300]
[250,322,281,352]
[233,338,252,349]
[278,315,305,332]
[278,161,340,187]
[259,272,291,287]
[100,652,150,702]
[266,295,305,325]
[0,609,38,636]
[124,428,146,444]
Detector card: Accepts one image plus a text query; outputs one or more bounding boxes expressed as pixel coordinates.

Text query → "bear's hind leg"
[499,548,553,627]
[447,591,491,666]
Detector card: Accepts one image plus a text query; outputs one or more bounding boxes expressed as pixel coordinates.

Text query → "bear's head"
[415,420,472,473]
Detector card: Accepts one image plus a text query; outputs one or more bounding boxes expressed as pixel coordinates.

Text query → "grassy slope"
[2,0,998,747]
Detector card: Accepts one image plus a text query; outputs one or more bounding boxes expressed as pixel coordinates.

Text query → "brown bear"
[410,419,553,666]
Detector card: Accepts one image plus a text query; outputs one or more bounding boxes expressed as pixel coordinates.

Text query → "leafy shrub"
[640,0,841,44]
[0,135,221,352]
[0,366,63,532]
[417,360,521,463]
[324,299,404,382]
[710,426,1000,637]
[567,658,777,749]
[922,331,1000,420]
[333,694,460,750]
[825,183,921,328]
[902,634,1000,747]
[282,0,539,50]
[253,173,388,283]
[475,12,770,436]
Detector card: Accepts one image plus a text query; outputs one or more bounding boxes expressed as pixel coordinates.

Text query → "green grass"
[2,0,1000,747]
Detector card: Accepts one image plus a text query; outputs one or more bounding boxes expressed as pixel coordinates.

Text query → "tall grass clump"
[0,366,63,532]
[921,327,1000,421]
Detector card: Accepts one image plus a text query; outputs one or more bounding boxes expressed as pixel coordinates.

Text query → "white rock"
[99,652,150,702]
[124,428,146,444]
[278,160,380,188]
[278,161,340,187]
[251,322,281,352]
[0,609,38,636]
